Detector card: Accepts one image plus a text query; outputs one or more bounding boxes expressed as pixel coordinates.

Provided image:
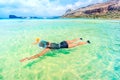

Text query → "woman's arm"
[32,38,40,45]
[32,41,39,45]
[20,48,50,62]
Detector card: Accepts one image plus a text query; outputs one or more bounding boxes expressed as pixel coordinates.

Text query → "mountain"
[62,0,120,19]
[9,15,60,19]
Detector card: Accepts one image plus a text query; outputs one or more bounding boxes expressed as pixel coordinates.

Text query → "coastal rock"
[65,9,73,14]
[62,0,120,18]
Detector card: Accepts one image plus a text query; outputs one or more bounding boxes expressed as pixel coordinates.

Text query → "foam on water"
[0,19,120,80]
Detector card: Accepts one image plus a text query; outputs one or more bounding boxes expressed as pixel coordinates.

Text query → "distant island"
[9,15,60,19]
[62,0,120,19]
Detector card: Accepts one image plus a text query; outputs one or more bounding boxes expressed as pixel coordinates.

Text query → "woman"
[20,38,90,62]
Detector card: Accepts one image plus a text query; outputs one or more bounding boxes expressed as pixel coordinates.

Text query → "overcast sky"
[0,0,107,18]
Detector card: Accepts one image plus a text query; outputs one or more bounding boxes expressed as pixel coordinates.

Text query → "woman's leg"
[66,38,82,44]
[68,41,87,48]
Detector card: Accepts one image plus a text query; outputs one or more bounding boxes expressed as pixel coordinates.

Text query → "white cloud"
[88,0,104,4]
[0,0,105,18]
[75,1,83,7]
[0,0,61,17]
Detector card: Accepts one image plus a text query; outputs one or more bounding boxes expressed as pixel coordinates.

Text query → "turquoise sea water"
[0,19,120,80]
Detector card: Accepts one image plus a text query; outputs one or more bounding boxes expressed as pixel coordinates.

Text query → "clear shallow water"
[0,19,120,80]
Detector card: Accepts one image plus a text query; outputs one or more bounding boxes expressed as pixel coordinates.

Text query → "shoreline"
[0,18,120,21]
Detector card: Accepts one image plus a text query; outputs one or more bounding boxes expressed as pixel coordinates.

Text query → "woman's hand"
[32,42,39,45]
[32,38,40,45]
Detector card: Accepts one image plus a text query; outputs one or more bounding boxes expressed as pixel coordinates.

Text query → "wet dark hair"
[39,40,49,48]
[46,42,49,45]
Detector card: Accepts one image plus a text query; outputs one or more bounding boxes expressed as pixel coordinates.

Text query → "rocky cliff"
[62,0,120,18]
